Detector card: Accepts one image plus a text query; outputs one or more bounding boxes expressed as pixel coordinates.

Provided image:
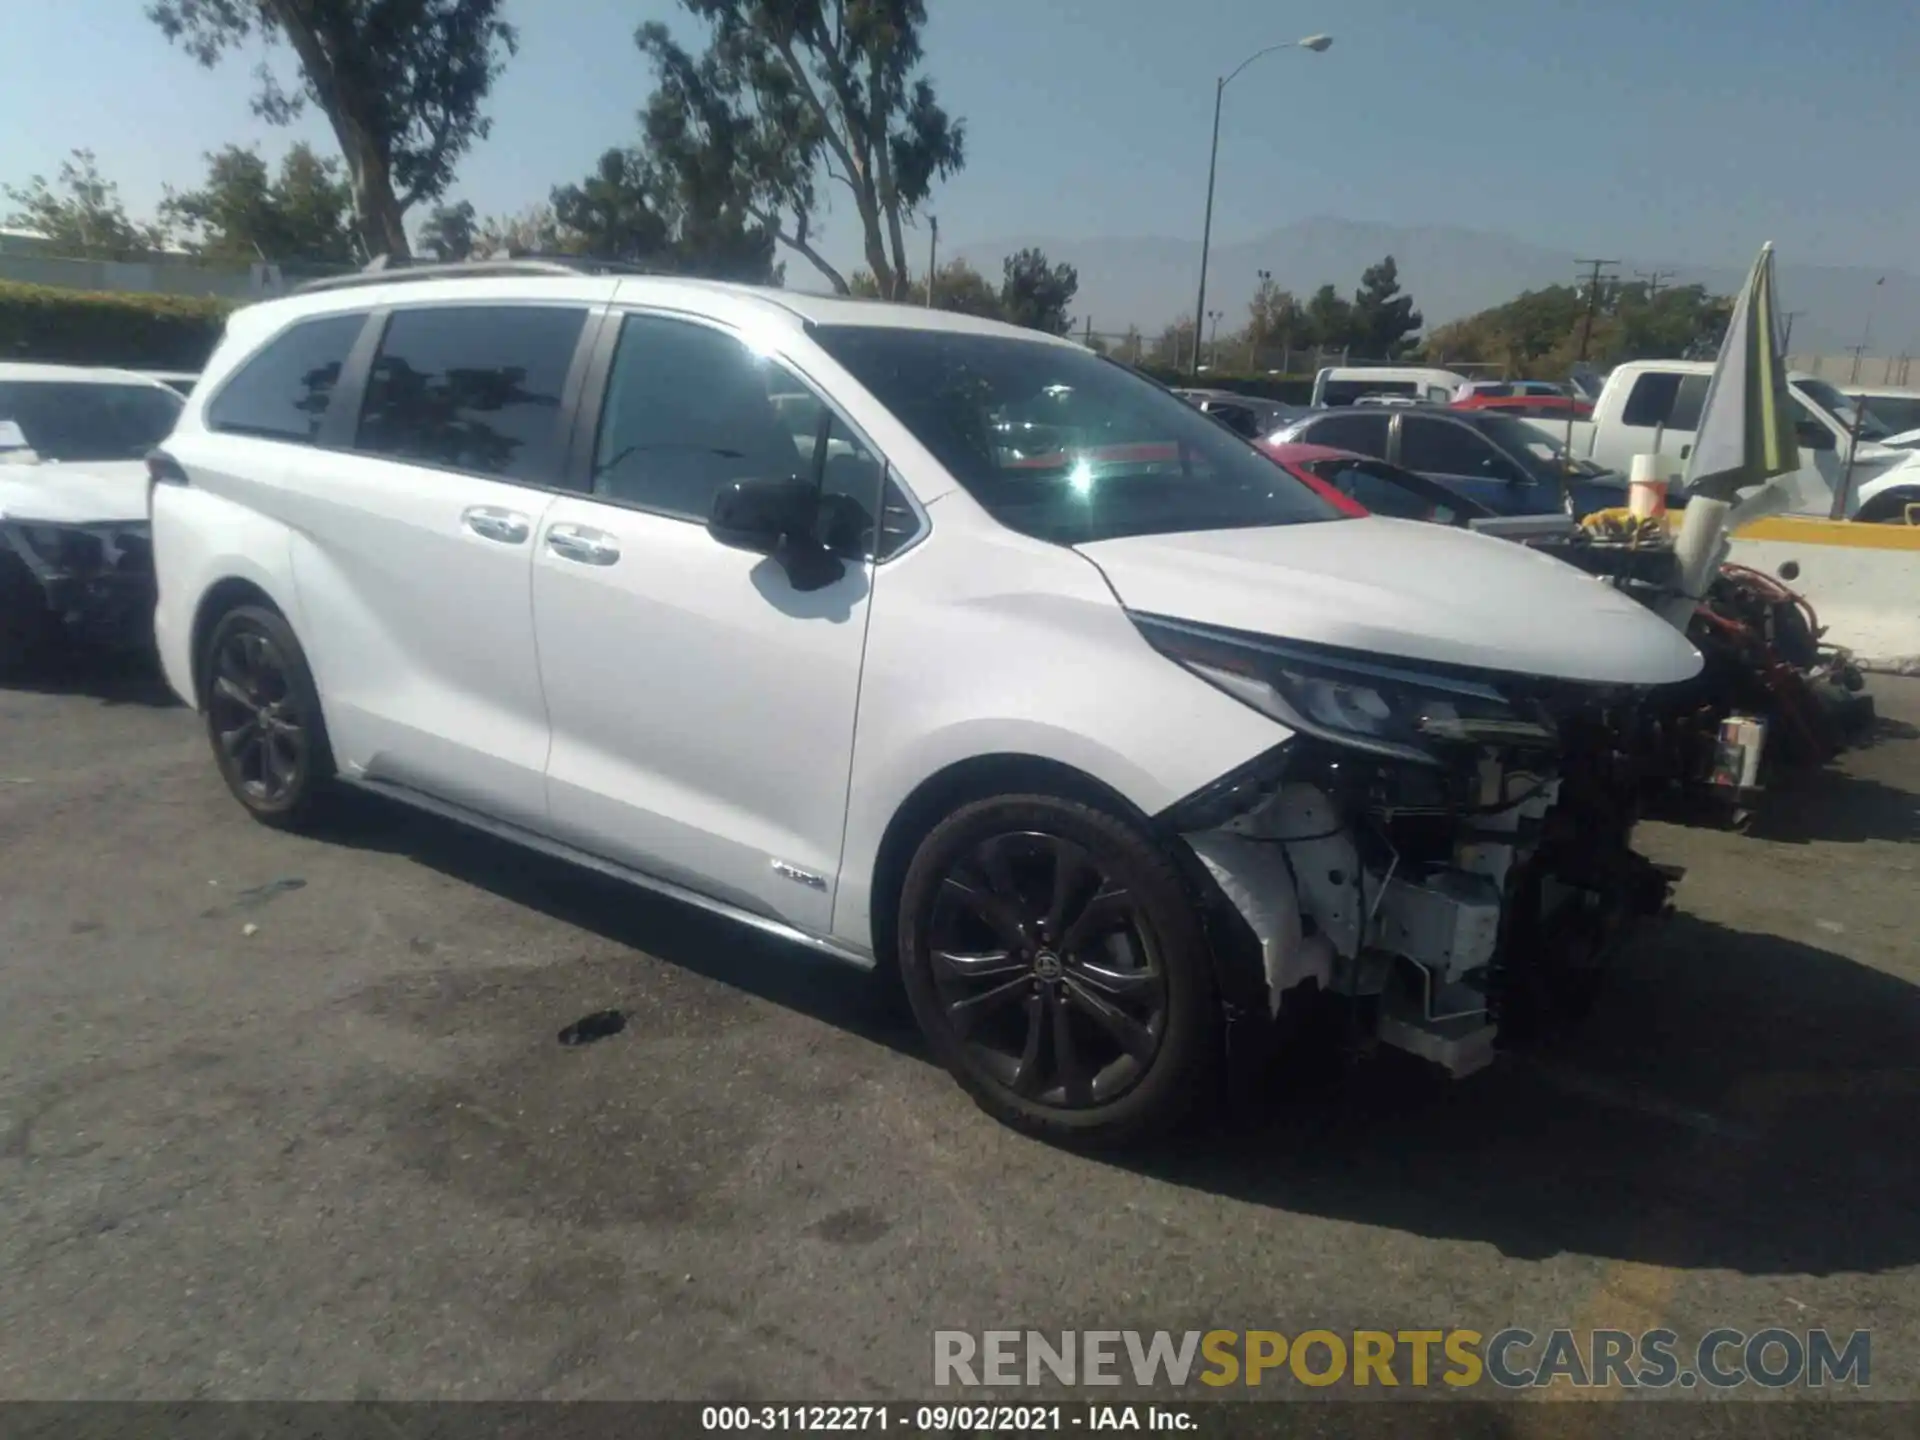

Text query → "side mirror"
[708,476,846,592]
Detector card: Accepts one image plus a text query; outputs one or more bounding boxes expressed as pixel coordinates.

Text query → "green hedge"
[1129,363,1315,405]
[0,281,237,371]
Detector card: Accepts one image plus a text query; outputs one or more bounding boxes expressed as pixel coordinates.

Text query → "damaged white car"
[152,268,1702,1147]
[0,363,183,672]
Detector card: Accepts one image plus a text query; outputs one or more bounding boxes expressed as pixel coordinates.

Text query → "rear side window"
[1298,411,1390,458]
[207,312,366,442]
[356,305,587,481]
[1621,371,1710,430]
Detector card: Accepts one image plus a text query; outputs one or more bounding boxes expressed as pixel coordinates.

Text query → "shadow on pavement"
[1746,767,1920,845]
[309,789,927,1062]
[314,779,1920,1278]
[1134,911,1920,1277]
[0,646,179,708]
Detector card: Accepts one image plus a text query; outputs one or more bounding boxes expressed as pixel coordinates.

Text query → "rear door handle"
[546,523,621,566]
[463,505,531,545]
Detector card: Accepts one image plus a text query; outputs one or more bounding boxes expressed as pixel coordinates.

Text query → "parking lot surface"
[1,660,1916,1402]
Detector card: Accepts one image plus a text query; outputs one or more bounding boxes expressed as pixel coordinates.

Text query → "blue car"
[1272,401,1630,519]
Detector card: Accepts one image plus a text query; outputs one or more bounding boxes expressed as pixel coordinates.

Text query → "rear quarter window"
[207,312,368,443]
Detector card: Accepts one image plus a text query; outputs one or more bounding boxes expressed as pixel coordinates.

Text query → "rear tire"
[897,793,1219,1149]
[200,604,335,831]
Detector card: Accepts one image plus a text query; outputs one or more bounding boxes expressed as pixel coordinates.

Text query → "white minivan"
[1309,365,1470,408]
[149,260,1701,1146]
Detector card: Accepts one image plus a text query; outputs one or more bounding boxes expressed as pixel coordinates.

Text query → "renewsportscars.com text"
[933,1328,1871,1390]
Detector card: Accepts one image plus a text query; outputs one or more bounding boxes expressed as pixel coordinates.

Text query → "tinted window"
[811,326,1342,546]
[356,305,585,480]
[1401,416,1517,478]
[593,316,910,558]
[1858,394,1920,434]
[1667,373,1711,431]
[1621,372,1680,427]
[0,381,182,462]
[1206,402,1260,438]
[1297,411,1390,458]
[209,312,364,443]
[1307,458,1465,524]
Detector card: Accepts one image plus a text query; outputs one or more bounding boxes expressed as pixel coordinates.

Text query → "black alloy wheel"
[899,795,1217,1146]
[202,605,332,827]
[929,831,1168,1106]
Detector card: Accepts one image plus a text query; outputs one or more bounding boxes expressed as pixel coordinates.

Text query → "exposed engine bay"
[1175,687,1681,1078]
[0,519,157,666]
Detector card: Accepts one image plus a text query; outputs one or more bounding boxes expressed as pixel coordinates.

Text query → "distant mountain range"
[951,217,1914,358]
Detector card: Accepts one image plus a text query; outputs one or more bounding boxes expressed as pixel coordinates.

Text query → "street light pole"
[1189,33,1331,380]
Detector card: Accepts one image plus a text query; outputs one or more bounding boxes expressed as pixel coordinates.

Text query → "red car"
[1452,391,1593,421]
[1004,439,1481,524]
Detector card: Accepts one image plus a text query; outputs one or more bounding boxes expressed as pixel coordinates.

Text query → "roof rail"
[293,253,662,295]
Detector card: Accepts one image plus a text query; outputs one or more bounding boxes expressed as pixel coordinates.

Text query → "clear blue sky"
[5,0,1915,282]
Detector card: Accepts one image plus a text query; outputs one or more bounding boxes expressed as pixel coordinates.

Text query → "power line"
[1573,258,1620,362]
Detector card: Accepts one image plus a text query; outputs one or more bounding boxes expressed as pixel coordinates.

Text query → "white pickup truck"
[1520,359,1920,521]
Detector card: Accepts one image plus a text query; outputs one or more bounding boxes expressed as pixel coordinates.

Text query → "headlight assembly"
[1131,612,1556,765]
[13,524,107,572]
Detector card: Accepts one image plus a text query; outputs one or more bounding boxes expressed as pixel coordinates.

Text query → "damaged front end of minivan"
[1141,616,1683,1078]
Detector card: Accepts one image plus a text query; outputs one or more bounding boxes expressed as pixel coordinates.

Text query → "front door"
[532,312,887,934]
[1396,414,1551,515]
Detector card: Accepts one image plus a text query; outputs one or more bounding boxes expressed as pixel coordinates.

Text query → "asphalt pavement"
[1,658,1916,1404]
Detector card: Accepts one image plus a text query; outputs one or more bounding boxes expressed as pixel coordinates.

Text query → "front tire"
[200,604,335,830]
[897,794,1219,1148]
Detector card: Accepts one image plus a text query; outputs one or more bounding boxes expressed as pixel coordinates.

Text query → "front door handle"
[463,505,531,545]
[546,523,621,566]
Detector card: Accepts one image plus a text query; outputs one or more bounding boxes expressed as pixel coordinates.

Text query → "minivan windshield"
[0,380,183,462]
[810,326,1344,545]
[1795,377,1893,442]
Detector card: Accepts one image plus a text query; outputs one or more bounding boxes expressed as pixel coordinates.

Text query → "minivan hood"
[1077,518,1703,687]
[0,460,149,525]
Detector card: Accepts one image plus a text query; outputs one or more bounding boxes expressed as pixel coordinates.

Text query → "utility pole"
[1574,258,1620,362]
[1207,310,1224,367]
[1849,276,1886,382]
[1635,268,1674,301]
[1780,309,1804,354]
[925,215,938,308]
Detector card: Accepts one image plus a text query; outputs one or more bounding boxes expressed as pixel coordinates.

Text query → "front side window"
[0,381,182,462]
[811,326,1343,546]
[591,315,909,559]
[1400,416,1512,478]
[355,304,586,480]
[207,312,365,443]
[1304,458,1465,524]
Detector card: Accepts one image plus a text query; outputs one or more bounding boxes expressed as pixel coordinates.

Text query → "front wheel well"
[866,754,1153,973]
[1853,486,1920,524]
[187,577,282,709]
